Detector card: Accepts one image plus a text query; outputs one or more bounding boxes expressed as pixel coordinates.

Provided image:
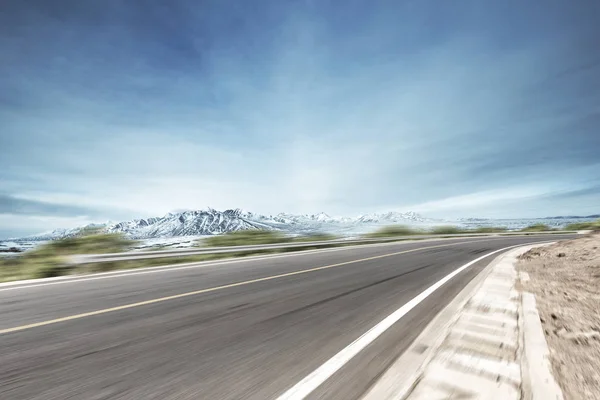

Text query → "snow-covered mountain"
[106,209,274,238]
[11,208,433,240]
[4,208,599,245]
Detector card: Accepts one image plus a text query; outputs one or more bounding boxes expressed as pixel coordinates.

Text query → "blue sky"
[1,0,599,237]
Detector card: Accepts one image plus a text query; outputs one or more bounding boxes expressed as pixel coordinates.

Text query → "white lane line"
[276,243,528,400]
[0,238,498,292]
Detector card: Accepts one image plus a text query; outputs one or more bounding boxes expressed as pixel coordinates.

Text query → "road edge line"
[361,244,522,400]
[276,244,530,400]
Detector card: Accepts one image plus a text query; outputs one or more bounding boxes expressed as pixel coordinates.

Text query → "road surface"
[0,235,574,399]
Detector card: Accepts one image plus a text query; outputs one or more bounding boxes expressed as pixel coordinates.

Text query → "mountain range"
[18,208,432,240]
[9,208,599,242]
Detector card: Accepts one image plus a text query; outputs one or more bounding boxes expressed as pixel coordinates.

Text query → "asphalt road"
[0,235,574,400]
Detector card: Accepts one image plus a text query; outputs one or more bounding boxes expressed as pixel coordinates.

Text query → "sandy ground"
[519,234,600,400]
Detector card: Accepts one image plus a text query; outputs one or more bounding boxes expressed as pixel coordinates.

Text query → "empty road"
[0,235,574,399]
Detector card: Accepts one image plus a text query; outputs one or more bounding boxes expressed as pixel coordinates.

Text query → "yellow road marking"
[0,239,491,335]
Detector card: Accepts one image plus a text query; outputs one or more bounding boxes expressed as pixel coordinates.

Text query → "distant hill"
[14,208,432,240]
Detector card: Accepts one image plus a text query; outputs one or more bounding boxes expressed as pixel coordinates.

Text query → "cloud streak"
[0,194,102,217]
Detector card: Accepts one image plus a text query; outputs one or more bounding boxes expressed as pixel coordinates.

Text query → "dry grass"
[519,234,600,399]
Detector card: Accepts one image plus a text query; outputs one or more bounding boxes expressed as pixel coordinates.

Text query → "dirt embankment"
[519,234,600,400]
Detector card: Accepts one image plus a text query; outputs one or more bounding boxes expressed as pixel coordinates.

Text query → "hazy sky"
[1,0,599,237]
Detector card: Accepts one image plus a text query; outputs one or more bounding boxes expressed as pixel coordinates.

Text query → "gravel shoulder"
[518,234,600,400]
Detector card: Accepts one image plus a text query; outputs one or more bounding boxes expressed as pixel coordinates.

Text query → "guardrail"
[69,231,577,265]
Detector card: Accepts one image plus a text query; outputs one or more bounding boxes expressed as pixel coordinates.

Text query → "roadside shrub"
[0,233,135,282]
[42,233,134,255]
[565,219,600,231]
[472,226,508,233]
[34,263,72,279]
[429,226,463,234]
[519,223,555,232]
[367,225,421,238]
